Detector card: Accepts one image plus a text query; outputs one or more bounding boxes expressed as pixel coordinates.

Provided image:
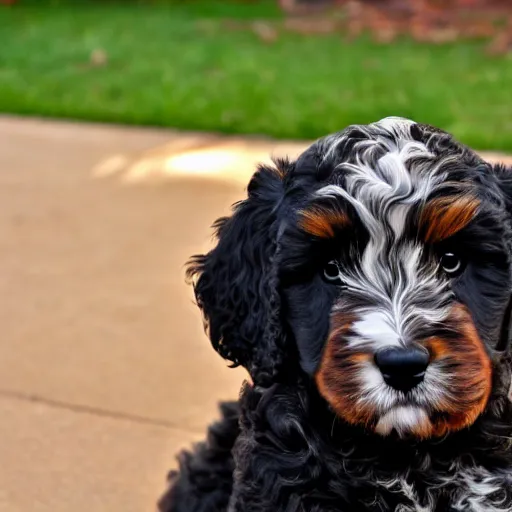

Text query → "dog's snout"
[374,347,430,393]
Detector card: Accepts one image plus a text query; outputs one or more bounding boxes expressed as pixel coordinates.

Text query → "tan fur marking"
[316,312,377,427]
[425,304,492,437]
[420,195,480,243]
[299,208,351,238]
[411,417,435,439]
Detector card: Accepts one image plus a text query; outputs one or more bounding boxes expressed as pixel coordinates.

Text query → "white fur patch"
[358,362,392,409]
[451,467,512,512]
[375,406,431,437]
[372,116,415,134]
[351,310,401,350]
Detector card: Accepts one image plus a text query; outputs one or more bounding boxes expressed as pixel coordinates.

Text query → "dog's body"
[160,118,512,511]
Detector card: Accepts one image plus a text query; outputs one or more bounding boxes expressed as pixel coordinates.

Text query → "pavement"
[0,115,510,512]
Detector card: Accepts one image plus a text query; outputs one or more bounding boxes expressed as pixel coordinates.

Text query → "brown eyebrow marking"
[299,206,351,238]
[420,195,480,243]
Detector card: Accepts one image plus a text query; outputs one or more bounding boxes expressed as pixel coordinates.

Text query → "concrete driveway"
[0,116,305,512]
[0,116,509,512]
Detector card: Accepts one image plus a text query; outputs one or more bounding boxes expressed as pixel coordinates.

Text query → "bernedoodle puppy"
[159,118,512,511]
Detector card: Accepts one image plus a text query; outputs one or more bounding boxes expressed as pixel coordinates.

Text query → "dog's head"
[187,117,512,439]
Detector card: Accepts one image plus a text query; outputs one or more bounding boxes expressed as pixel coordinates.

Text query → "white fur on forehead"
[316,117,453,344]
[322,116,421,162]
[317,116,449,238]
[371,115,416,133]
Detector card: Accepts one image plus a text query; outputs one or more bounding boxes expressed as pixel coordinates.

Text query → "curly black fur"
[160,118,512,512]
[227,376,512,511]
[158,401,240,512]
[185,161,290,385]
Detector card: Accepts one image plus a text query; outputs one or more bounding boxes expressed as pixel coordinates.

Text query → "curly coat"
[160,118,512,512]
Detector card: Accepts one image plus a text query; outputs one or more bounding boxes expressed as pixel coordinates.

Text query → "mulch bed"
[277,0,512,53]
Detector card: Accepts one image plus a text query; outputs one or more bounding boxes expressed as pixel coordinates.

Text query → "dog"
[159,117,512,511]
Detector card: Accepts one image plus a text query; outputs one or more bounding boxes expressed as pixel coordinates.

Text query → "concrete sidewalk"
[0,116,509,512]
[0,116,306,512]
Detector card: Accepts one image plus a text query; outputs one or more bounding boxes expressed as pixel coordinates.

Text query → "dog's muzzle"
[315,304,493,439]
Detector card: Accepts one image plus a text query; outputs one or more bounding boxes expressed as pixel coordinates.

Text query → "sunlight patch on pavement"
[91,142,307,186]
[92,154,130,178]
[90,138,512,188]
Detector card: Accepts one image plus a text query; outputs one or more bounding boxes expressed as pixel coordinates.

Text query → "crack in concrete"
[0,388,206,435]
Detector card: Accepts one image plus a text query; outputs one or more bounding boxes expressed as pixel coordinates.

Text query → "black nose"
[374,347,430,393]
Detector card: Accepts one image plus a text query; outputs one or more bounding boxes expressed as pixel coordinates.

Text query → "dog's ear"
[186,160,290,385]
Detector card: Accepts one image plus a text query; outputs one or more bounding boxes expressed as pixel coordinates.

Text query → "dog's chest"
[371,467,512,512]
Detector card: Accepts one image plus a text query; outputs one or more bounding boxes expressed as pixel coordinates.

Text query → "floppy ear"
[186,160,290,385]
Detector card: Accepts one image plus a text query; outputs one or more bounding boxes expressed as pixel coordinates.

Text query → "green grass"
[1,1,512,150]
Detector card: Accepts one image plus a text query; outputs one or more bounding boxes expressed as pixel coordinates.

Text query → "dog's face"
[281,118,512,439]
[188,117,512,440]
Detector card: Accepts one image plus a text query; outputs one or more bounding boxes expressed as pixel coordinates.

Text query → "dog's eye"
[440,252,464,277]
[323,260,343,284]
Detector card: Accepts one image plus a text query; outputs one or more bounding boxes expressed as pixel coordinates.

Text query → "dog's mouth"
[374,405,431,438]
[319,382,490,440]
[316,305,493,439]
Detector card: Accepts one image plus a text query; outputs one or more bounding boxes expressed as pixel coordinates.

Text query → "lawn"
[1,0,512,150]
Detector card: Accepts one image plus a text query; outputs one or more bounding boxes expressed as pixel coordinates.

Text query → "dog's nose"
[374,347,430,393]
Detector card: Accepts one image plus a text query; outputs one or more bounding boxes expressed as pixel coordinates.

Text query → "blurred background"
[0,1,511,511]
